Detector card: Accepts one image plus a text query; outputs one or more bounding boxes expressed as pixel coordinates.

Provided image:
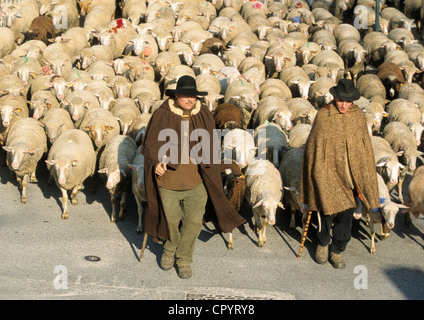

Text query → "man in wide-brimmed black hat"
[141,75,245,279]
[299,78,380,269]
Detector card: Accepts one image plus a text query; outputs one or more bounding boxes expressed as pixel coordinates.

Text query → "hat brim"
[165,88,208,97]
[329,86,361,102]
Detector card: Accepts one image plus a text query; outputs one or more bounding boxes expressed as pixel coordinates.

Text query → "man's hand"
[155,162,167,176]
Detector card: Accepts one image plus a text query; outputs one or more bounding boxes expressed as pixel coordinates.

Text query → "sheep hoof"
[370,248,376,255]
[21,197,27,204]
[61,213,69,220]
[227,243,234,250]
[380,233,389,240]
[258,241,264,247]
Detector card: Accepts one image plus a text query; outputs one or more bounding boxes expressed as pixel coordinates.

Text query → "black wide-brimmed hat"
[329,78,361,102]
[165,75,208,97]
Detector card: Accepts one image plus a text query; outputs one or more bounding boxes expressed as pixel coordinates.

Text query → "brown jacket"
[299,101,380,215]
[140,99,246,242]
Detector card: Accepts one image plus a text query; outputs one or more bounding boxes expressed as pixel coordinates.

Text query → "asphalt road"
[0,155,424,304]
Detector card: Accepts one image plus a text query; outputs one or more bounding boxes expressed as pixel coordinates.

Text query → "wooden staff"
[297,211,312,259]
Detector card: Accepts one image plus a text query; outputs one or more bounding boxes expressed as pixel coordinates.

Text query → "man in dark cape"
[140,76,245,277]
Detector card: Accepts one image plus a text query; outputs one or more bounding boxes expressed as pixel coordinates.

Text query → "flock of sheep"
[1,0,424,254]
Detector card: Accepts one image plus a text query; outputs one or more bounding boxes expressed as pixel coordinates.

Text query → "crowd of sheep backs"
[1,0,424,253]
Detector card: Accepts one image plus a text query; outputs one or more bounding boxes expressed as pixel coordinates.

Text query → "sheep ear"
[253,199,264,208]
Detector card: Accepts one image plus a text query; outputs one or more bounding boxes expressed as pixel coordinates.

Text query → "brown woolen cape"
[299,102,380,215]
[140,99,246,242]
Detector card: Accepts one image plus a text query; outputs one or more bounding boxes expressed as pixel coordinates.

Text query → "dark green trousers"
[159,183,208,266]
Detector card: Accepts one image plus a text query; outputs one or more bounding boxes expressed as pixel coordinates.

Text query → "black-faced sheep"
[221,159,246,249]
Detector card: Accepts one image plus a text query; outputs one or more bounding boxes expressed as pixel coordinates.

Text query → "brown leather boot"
[315,245,328,264]
[330,252,346,269]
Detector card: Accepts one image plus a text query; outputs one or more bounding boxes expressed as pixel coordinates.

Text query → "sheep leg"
[29,171,37,183]
[262,217,268,245]
[370,223,376,255]
[70,185,81,205]
[119,191,126,221]
[18,174,29,204]
[398,170,406,204]
[380,223,390,240]
[110,191,117,223]
[290,209,296,228]
[60,187,69,220]
[135,197,144,233]
[228,232,234,250]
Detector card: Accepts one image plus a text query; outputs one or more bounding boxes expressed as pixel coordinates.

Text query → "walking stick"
[297,211,312,259]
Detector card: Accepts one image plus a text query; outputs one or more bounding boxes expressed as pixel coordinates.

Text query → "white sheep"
[371,135,404,191]
[356,73,387,105]
[245,158,283,247]
[310,49,344,82]
[40,107,75,145]
[280,66,315,99]
[405,165,424,223]
[78,108,120,154]
[45,128,96,219]
[222,128,256,169]
[3,117,47,203]
[259,78,292,100]
[383,121,424,203]
[254,121,289,168]
[0,27,17,58]
[28,90,60,121]
[385,98,424,146]
[363,173,408,254]
[279,147,305,228]
[127,113,152,146]
[0,74,26,97]
[252,96,292,132]
[285,98,317,125]
[76,45,114,70]
[308,77,336,109]
[98,135,137,223]
[288,123,311,148]
[109,97,142,135]
[363,31,398,67]
[224,79,259,129]
[192,53,226,75]
[121,0,147,25]
[128,145,147,233]
[130,79,161,113]
[381,6,415,31]
[153,51,181,81]
[85,79,116,110]
[264,40,296,78]
[384,49,419,84]
[167,41,195,66]
[86,60,115,81]
[196,73,224,112]
[61,90,101,127]
[296,41,322,66]
[107,75,132,99]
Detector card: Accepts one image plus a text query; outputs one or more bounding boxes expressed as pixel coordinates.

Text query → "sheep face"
[46,158,78,186]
